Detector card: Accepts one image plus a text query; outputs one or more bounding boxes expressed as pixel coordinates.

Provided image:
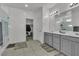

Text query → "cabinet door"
[61,36,72,56]
[0,22,3,45]
[44,33,49,44]
[47,33,53,47]
[72,42,79,56]
[53,34,60,50]
[44,33,53,47]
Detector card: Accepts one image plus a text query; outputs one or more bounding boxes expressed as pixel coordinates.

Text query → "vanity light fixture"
[54,10,58,14]
[69,3,78,7]
[25,4,28,7]
[50,9,59,16]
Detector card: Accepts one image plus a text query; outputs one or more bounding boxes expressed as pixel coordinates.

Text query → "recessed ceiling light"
[25,4,28,7]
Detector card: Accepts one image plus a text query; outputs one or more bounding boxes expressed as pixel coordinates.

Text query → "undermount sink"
[75,33,79,35]
[59,31,66,34]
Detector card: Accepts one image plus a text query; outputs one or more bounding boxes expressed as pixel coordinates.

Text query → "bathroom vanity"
[44,31,79,56]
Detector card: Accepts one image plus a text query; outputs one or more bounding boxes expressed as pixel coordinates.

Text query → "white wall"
[26,19,33,25]
[0,7,8,16]
[43,5,50,32]
[33,7,44,43]
[25,10,35,19]
[1,6,26,44]
[72,6,79,26]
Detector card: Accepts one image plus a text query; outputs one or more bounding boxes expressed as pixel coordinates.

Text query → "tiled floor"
[2,40,63,56]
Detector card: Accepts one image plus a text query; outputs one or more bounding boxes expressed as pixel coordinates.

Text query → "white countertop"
[52,31,79,38]
[44,31,79,38]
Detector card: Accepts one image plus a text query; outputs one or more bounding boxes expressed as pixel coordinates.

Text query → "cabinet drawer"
[61,38,72,55]
[66,36,79,42]
[71,42,79,56]
[61,35,79,43]
[45,32,52,35]
[68,37,79,43]
[53,34,60,38]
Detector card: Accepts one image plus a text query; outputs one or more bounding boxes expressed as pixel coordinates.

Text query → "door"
[53,34,60,50]
[61,36,72,55]
[0,22,3,45]
[72,41,79,56]
[44,32,49,44]
[44,32,53,47]
[26,18,33,41]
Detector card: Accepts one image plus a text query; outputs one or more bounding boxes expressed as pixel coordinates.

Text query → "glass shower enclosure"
[0,16,9,46]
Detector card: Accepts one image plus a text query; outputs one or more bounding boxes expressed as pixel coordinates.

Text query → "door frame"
[26,18,33,41]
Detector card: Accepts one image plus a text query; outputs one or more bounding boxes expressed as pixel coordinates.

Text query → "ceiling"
[2,3,48,11]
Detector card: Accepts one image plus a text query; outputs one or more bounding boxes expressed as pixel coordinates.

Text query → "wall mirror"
[55,11,73,31]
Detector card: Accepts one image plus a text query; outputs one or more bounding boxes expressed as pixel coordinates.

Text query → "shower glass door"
[0,22,3,45]
[2,16,9,46]
[0,16,9,46]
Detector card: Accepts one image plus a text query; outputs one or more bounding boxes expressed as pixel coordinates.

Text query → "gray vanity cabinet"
[53,34,60,51]
[44,32,49,44]
[71,42,79,56]
[44,32,53,47]
[71,37,79,56]
[44,32,79,56]
[61,36,72,56]
[61,35,79,56]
